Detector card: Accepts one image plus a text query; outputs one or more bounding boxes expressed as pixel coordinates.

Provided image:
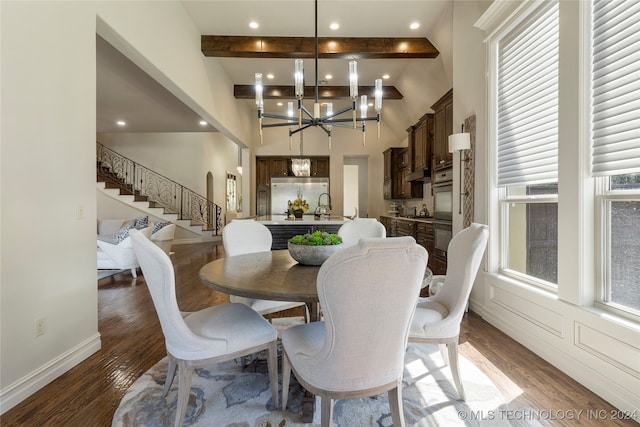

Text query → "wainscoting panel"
[574,322,640,379]
[478,273,640,416]
[488,284,564,337]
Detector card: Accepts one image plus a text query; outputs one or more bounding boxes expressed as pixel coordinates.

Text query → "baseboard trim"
[0,333,102,415]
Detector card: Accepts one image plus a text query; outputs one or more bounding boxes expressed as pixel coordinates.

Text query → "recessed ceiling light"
[410,22,420,30]
[116,120,126,126]
[325,74,333,80]
[266,73,274,79]
[330,22,339,30]
[382,74,390,79]
[249,21,259,29]
[199,120,207,126]
[277,102,283,106]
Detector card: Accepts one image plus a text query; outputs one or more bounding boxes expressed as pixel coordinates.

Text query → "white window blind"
[496,0,559,188]
[591,0,640,177]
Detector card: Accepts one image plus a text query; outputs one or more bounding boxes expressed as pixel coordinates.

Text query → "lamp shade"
[448,133,471,153]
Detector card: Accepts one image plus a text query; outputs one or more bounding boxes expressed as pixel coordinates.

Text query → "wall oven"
[433,221,453,260]
[433,168,453,221]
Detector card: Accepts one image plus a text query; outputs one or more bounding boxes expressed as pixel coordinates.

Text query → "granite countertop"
[380,214,436,223]
[257,215,349,225]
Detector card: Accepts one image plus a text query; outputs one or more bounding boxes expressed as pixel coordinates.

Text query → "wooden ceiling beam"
[234,84,403,100]
[202,36,439,59]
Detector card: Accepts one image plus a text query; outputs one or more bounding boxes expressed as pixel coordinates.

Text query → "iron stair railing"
[96,142,222,235]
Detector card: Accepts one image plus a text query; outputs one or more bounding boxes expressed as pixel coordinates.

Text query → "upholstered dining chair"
[281,237,428,427]
[223,219,308,320]
[130,229,279,427]
[408,223,489,401]
[337,218,387,248]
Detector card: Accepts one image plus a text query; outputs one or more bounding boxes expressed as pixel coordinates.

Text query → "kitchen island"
[257,215,348,250]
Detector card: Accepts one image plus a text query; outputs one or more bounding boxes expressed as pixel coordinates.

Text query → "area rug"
[112,338,516,427]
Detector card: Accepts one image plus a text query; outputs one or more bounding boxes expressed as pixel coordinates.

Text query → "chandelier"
[255,0,382,149]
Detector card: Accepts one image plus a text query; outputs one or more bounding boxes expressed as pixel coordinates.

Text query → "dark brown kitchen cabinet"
[310,158,329,177]
[270,158,289,177]
[432,89,453,169]
[379,216,397,237]
[383,148,423,200]
[384,150,392,181]
[256,158,271,186]
[406,113,434,182]
[395,218,415,237]
[256,158,271,216]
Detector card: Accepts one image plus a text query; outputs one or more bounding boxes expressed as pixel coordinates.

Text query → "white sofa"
[97,218,176,277]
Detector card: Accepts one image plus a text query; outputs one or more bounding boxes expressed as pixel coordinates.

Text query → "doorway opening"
[343,156,369,218]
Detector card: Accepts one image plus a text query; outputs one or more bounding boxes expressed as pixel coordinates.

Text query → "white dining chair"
[130,229,280,427]
[337,218,387,248]
[223,219,308,320]
[281,236,428,427]
[408,223,489,401]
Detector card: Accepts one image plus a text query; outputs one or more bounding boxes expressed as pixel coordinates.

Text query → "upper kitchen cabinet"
[432,89,453,169]
[310,158,329,177]
[406,113,434,182]
[270,157,289,177]
[383,148,423,200]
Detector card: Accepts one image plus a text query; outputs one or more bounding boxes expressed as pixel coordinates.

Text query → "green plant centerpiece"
[287,230,343,266]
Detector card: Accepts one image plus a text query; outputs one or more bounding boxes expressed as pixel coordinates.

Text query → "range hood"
[405,166,431,182]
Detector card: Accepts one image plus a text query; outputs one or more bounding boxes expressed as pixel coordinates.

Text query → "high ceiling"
[96,0,451,134]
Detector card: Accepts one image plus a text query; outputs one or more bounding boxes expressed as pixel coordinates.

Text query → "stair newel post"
[179,185,183,221]
[132,162,136,194]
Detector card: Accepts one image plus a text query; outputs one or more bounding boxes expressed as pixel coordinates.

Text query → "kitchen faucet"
[317,192,332,210]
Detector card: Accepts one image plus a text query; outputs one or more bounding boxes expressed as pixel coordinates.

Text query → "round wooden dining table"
[199,250,323,320]
[199,249,433,323]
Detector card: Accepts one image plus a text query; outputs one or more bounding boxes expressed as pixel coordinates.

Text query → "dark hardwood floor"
[1,241,636,426]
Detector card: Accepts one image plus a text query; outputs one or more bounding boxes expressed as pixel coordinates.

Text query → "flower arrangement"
[289,198,309,212]
[289,230,343,246]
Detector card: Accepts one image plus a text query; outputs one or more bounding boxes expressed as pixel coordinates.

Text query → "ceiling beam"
[234,85,403,100]
[202,36,439,59]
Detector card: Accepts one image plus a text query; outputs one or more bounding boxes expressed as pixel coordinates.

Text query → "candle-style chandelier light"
[255,0,382,149]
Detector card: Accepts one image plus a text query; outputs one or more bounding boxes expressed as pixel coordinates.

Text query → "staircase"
[96,142,222,241]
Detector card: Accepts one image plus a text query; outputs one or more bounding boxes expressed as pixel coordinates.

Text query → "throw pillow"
[114,225,133,244]
[152,221,172,234]
[134,215,149,229]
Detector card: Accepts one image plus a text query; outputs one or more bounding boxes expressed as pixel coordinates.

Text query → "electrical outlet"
[35,316,45,337]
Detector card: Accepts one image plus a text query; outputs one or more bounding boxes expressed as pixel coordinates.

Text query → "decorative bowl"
[287,242,343,266]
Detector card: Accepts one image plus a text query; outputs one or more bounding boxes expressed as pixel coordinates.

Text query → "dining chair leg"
[281,353,292,411]
[174,362,193,427]
[320,396,334,427]
[267,341,279,408]
[163,359,177,397]
[439,343,448,366]
[388,384,405,427]
[446,341,466,401]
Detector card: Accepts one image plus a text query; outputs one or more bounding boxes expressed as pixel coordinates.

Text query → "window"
[591,0,640,316]
[495,0,559,287]
[226,172,237,211]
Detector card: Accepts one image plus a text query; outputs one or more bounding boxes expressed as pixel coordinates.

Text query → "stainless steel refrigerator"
[270,177,330,215]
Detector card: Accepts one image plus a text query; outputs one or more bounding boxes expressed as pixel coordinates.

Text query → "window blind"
[591,0,640,176]
[496,0,559,188]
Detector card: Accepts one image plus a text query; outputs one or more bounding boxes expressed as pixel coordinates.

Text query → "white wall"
[0,1,246,412]
[1,1,100,412]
